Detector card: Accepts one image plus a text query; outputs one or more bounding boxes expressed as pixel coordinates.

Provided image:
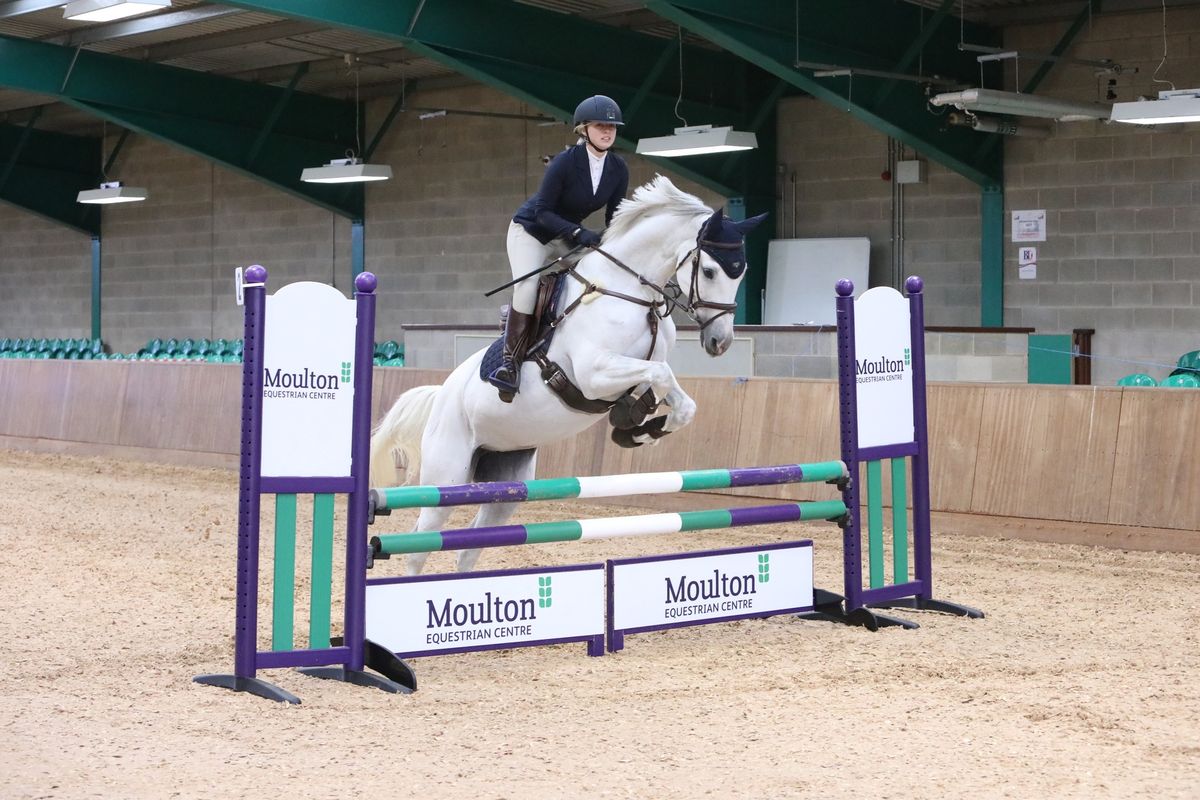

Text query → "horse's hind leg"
[404,441,477,576]
[456,448,538,572]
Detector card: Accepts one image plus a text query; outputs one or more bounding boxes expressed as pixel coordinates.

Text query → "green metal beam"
[0,121,100,235]
[1022,0,1100,94]
[223,0,773,197]
[980,183,1004,327]
[246,61,309,168]
[874,0,958,106]
[0,34,363,218]
[645,0,1002,187]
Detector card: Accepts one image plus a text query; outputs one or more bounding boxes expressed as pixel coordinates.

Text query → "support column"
[980,183,1004,327]
[90,235,101,343]
[351,219,364,281]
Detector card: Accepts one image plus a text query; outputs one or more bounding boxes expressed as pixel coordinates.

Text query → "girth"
[529,265,665,416]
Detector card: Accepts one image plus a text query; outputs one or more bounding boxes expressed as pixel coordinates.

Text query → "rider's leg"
[488,223,553,398]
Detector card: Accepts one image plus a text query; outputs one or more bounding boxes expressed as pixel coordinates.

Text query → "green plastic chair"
[1117,373,1157,387]
[383,356,405,367]
[230,339,243,356]
[375,340,400,359]
[1168,350,1200,379]
[1161,373,1200,388]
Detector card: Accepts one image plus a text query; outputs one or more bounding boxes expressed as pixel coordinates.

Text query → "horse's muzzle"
[704,330,732,356]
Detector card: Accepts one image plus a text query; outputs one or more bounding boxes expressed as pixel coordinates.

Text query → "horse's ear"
[701,207,724,238]
[734,212,769,235]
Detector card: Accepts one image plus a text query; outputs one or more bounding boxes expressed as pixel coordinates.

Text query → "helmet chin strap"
[583,128,611,155]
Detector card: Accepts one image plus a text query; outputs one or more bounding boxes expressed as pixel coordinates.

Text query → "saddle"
[478,270,668,447]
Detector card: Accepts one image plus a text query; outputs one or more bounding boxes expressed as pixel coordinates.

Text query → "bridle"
[578,226,743,334]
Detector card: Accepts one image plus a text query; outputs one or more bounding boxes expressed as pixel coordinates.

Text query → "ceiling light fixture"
[1111,89,1200,124]
[77,180,148,204]
[63,0,171,23]
[930,88,1111,122]
[635,26,757,159]
[1110,2,1196,124]
[301,55,392,184]
[636,125,757,157]
[300,157,392,184]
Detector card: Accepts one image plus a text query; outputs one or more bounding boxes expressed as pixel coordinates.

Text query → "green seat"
[1168,350,1200,379]
[142,337,163,357]
[1117,373,1157,387]
[1161,373,1200,388]
[162,337,179,355]
[229,339,243,356]
[375,340,401,359]
[383,356,405,367]
[195,338,212,355]
[178,338,195,356]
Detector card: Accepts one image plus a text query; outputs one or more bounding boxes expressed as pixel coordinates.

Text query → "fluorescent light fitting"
[635,125,757,158]
[300,158,392,184]
[76,181,148,205]
[929,88,1111,122]
[64,0,171,22]
[1111,89,1200,125]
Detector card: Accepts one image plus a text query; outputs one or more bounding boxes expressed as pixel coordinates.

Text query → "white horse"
[370,175,766,574]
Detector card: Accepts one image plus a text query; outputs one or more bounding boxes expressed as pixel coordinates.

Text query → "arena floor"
[2,449,1198,799]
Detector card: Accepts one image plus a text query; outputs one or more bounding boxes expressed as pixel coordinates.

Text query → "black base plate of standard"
[869,597,985,619]
[794,588,921,632]
[193,673,302,705]
[318,637,418,693]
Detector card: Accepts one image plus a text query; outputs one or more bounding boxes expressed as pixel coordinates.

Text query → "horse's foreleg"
[660,375,697,433]
[577,351,675,404]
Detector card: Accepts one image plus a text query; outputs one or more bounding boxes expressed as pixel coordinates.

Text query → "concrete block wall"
[1001,6,1200,385]
[0,136,350,355]
[0,210,91,340]
[776,98,983,325]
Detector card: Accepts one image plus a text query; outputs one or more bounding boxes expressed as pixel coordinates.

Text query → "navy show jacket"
[513,143,629,244]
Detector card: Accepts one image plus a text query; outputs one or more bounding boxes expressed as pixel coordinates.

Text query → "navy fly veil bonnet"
[697,208,769,278]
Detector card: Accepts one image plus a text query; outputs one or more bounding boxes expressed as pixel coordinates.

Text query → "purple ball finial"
[244,264,267,283]
[355,271,378,294]
[835,278,854,297]
[905,275,924,294]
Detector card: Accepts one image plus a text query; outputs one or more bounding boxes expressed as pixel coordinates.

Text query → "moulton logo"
[426,589,538,629]
[855,351,907,384]
[262,361,349,400]
[665,567,759,604]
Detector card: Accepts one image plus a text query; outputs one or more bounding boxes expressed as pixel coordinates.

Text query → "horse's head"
[678,207,768,355]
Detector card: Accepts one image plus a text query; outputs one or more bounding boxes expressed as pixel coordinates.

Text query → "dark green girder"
[645,0,1004,187]
[0,120,99,235]
[0,33,364,222]
[223,0,774,198]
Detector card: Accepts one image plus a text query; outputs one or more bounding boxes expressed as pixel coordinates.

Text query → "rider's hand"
[572,227,601,248]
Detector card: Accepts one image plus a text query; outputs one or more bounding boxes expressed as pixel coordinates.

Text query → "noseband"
[671,233,742,333]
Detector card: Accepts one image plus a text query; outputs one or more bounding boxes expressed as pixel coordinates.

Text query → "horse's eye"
[702,267,716,280]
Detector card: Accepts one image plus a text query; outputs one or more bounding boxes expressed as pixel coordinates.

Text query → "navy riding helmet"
[574,95,624,127]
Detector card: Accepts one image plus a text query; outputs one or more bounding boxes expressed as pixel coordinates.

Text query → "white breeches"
[506,221,571,315]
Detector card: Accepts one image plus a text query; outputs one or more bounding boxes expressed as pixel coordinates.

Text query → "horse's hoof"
[611,428,643,448]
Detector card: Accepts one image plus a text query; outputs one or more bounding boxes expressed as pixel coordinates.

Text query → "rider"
[487,94,630,400]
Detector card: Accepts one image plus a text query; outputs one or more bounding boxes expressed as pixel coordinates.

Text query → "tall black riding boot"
[486,309,535,401]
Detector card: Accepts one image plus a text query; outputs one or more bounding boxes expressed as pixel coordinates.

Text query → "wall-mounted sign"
[1012,210,1046,242]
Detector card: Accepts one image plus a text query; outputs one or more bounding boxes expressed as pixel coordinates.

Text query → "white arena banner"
[853,286,914,449]
[261,282,357,477]
[365,564,605,658]
[607,542,813,646]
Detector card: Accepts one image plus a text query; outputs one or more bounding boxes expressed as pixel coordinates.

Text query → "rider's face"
[585,123,617,152]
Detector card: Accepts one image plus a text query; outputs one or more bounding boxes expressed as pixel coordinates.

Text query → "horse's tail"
[369,384,440,488]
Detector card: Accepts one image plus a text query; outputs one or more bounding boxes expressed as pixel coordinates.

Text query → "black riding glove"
[572,227,601,248]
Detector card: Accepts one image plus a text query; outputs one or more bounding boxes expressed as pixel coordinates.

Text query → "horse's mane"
[604,174,711,243]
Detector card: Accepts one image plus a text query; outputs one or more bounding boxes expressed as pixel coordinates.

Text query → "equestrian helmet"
[573,95,624,127]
